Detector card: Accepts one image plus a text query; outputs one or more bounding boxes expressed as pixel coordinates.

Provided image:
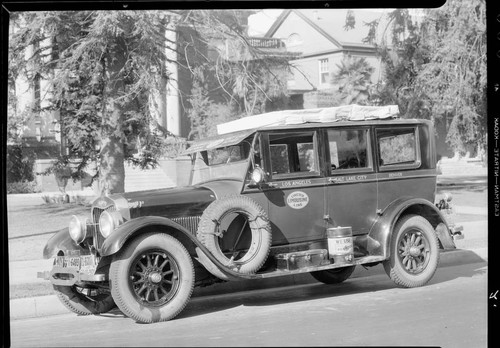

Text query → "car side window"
[327,128,370,173]
[377,128,420,170]
[269,131,319,177]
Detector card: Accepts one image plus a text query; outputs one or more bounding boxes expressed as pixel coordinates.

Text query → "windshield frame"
[185,133,257,186]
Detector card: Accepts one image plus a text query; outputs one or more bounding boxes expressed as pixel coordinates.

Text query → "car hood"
[116,180,243,220]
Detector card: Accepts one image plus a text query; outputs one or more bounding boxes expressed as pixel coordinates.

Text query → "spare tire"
[197,195,272,274]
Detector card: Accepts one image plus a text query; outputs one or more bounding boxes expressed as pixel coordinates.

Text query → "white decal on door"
[286,191,309,209]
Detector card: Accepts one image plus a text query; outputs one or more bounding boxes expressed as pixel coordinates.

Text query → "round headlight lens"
[251,167,265,184]
[99,211,115,238]
[69,215,88,244]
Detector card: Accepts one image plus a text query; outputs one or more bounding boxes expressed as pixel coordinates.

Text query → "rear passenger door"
[325,127,378,236]
[375,126,436,209]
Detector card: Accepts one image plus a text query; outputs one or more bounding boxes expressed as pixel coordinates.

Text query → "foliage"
[186,66,237,140]
[6,181,41,194]
[9,11,180,193]
[416,0,486,153]
[9,10,289,193]
[6,145,36,183]
[331,56,375,105]
[345,1,486,153]
[182,10,290,121]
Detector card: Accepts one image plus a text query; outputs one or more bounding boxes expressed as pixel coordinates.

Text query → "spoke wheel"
[396,229,430,274]
[110,233,194,323]
[129,250,181,307]
[383,215,439,288]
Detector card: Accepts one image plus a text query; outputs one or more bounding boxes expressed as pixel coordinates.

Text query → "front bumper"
[37,267,107,286]
[37,254,107,286]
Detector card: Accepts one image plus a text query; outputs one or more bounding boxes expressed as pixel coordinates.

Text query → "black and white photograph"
[3,0,492,346]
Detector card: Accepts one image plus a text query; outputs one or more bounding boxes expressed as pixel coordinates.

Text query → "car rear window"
[377,127,421,170]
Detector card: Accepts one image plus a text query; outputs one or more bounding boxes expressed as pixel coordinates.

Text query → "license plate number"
[56,255,96,272]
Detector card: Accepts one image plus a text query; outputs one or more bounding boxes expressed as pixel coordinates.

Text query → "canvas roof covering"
[216,104,399,135]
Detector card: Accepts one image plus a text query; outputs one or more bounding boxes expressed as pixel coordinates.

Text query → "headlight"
[69,215,89,244]
[99,211,123,238]
[251,167,266,184]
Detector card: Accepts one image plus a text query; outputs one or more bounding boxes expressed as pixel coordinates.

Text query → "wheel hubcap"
[397,230,430,274]
[129,250,180,307]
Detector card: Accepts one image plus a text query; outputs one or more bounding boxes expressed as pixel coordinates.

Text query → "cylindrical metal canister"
[327,226,354,264]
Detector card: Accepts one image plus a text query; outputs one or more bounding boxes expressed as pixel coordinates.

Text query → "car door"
[375,125,436,209]
[244,129,327,245]
[325,126,378,236]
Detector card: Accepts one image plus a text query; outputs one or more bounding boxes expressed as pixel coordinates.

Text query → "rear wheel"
[110,233,195,323]
[383,215,439,288]
[53,284,115,315]
[310,266,356,284]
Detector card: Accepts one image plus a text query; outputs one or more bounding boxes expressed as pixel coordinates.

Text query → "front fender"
[42,228,85,259]
[368,197,454,259]
[100,216,197,257]
[99,216,259,281]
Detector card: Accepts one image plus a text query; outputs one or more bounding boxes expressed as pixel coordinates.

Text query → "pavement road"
[9,261,487,347]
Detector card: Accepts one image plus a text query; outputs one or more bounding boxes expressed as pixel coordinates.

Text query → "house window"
[286,33,303,48]
[319,59,329,85]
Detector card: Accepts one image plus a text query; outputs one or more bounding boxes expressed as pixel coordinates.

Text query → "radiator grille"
[91,205,116,250]
[92,205,116,223]
[172,216,201,235]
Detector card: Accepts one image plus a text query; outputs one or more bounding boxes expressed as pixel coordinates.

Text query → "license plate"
[55,255,97,273]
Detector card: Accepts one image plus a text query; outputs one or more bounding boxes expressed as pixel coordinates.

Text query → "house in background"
[264,9,470,161]
[264,9,390,109]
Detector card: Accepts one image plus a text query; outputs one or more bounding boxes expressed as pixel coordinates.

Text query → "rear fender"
[368,197,456,259]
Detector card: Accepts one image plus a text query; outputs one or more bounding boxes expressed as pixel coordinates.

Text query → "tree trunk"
[99,48,127,195]
[99,119,125,194]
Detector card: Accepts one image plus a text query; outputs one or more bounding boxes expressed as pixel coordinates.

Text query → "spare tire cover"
[196,195,272,274]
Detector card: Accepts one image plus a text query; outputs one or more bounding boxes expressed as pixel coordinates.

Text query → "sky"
[247,10,283,36]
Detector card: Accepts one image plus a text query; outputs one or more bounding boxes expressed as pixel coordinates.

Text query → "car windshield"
[175,134,255,186]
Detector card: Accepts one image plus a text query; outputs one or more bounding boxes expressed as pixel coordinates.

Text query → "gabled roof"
[265,9,391,49]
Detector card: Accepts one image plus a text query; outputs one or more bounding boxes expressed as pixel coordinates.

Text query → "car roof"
[215,105,430,135]
[257,118,428,132]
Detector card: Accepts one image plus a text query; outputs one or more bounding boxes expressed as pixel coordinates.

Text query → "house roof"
[265,9,392,49]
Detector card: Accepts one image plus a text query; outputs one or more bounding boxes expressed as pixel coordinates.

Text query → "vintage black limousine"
[38,105,464,323]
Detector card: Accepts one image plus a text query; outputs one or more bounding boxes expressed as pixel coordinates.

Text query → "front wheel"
[383,215,440,288]
[53,284,115,315]
[110,233,195,323]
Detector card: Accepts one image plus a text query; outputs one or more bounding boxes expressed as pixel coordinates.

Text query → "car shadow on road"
[177,261,487,321]
[92,260,487,323]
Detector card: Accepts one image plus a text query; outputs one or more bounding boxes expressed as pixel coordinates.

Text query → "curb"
[9,247,487,321]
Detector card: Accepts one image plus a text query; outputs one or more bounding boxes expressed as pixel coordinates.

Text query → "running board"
[195,247,385,281]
